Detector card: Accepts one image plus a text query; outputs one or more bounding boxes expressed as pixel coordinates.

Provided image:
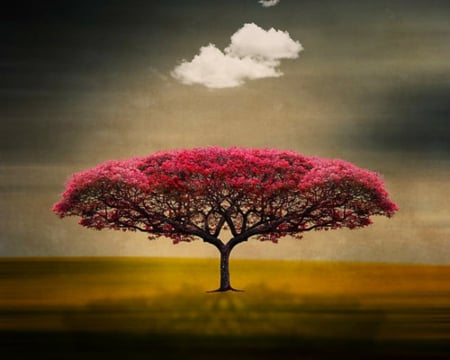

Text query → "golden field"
[0,257,449,359]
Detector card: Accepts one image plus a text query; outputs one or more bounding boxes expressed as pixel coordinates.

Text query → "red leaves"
[53,147,398,242]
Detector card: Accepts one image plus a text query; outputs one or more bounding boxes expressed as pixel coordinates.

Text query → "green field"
[1,257,449,359]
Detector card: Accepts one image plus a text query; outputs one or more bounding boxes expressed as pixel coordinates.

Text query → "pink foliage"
[53,147,398,245]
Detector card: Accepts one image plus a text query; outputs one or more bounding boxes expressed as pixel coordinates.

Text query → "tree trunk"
[219,245,232,290]
[208,244,242,292]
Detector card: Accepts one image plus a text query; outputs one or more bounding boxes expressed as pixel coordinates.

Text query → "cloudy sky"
[1,0,449,263]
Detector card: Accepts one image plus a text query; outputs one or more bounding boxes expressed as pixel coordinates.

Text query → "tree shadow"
[60,291,387,340]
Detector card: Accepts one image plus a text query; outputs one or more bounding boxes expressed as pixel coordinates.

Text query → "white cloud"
[259,0,280,8]
[171,44,280,89]
[171,23,302,89]
[226,23,302,60]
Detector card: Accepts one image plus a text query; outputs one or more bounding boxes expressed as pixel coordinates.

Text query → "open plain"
[1,257,449,359]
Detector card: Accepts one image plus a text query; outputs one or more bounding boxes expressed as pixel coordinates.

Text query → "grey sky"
[1,0,449,263]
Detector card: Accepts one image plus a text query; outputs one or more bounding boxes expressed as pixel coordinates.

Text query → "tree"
[53,147,398,291]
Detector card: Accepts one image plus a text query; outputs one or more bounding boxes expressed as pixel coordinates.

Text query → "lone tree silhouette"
[53,147,398,291]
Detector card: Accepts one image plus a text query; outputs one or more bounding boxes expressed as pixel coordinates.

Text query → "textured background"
[1,0,449,262]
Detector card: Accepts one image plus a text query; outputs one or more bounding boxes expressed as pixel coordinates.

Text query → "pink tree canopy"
[53,147,398,291]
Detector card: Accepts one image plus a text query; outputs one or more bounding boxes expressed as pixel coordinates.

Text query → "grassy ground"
[0,257,449,359]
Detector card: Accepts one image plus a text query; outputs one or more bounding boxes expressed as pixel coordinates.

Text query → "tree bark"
[219,245,232,290]
[208,244,242,292]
